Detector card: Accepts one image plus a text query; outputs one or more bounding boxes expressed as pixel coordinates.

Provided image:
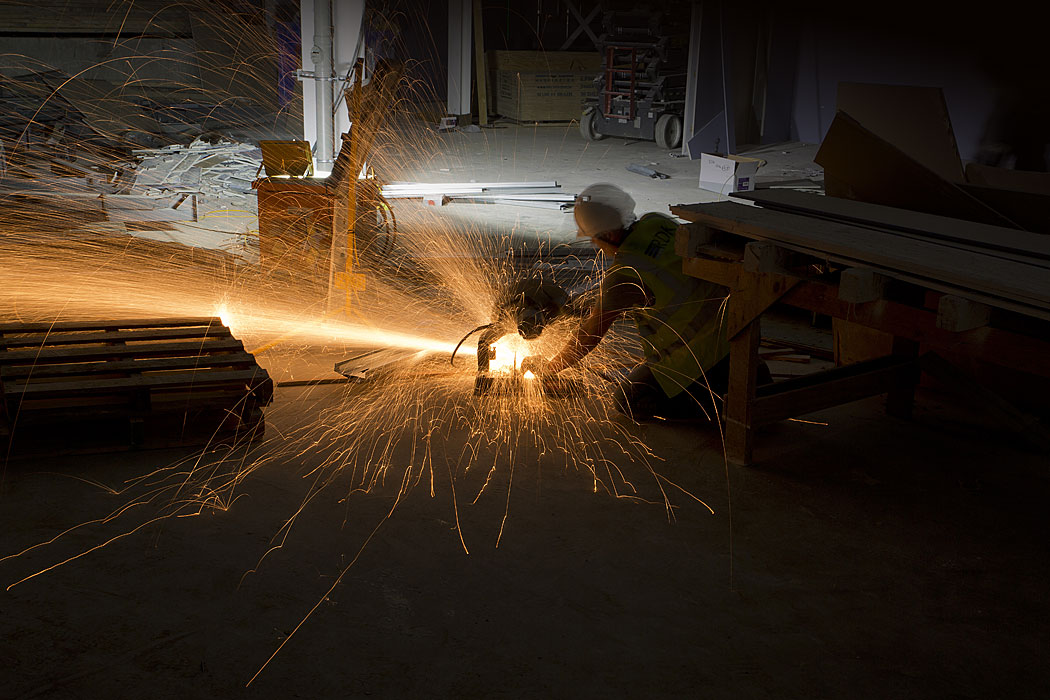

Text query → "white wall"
[790,18,997,160]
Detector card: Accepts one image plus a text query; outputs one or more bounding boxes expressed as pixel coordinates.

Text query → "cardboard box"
[699,154,762,194]
[487,51,599,122]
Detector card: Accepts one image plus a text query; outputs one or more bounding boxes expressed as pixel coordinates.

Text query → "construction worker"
[525,183,765,421]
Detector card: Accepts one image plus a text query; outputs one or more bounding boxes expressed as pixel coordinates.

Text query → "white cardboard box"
[699,154,763,195]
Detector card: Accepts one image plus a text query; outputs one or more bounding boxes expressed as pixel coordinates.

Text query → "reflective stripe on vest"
[612,213,730,398]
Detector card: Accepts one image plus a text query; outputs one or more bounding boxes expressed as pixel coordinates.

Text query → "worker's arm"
[543,271,649,374]
[545,303,621,374]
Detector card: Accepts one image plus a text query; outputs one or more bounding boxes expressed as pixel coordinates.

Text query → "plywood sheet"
[815,111,1016,228]
[486,51,600,72]
[672,201,1050,313]
[837,82,964,183]
[731,190,1050,263]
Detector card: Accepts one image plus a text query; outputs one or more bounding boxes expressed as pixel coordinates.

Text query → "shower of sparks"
[488,332,530,373]
[0,2,721,685]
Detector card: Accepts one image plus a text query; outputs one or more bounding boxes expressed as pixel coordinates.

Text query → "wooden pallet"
[0,317,273,456]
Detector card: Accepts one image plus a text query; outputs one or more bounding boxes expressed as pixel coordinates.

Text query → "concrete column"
[333,0,366,144]
[447,0,472,117]
[300,0,317,148]
[312,0,334,170]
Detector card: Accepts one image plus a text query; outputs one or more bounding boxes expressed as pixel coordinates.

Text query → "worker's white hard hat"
[574,183,636,238]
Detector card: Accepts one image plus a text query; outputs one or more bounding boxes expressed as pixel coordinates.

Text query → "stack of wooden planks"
[0,317,272,455]
[674,190,1050,323]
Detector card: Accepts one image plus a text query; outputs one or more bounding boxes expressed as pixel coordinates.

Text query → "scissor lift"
[580,12,686,149]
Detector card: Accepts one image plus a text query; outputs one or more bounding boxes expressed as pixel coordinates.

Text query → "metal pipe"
[312,0,334,169]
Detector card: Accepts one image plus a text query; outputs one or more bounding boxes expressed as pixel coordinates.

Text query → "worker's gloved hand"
[520,355,552,376]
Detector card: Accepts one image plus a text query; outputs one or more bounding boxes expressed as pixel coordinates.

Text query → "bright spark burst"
[0,4,721,686]
[488,332,530,373]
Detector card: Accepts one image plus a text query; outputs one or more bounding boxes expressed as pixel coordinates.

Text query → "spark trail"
[0,3,721,684]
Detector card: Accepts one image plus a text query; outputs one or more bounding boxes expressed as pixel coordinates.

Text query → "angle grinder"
[451,276,568,395]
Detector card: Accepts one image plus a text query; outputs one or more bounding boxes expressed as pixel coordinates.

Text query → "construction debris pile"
[132,139,262,200]
[1,86,264,264]
[106,138,264,260]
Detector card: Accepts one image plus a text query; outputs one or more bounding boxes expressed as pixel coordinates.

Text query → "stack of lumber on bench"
[675,191,1050,321]
[671,193,1050,464]
[0,317,272,455]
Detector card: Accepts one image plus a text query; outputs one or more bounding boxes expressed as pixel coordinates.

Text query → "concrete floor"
[2,126,1049,699]
[3,384,1048,699]
[378,120,822,253]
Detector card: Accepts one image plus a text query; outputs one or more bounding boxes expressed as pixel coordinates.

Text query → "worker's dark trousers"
[613,355,772,422]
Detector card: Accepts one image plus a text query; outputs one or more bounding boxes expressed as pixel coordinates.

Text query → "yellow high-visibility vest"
[611,213,730,397]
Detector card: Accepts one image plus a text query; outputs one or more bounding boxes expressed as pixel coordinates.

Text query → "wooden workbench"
[672,195,1050,465]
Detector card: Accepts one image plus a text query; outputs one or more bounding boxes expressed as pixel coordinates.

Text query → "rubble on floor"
[1,77,263,264]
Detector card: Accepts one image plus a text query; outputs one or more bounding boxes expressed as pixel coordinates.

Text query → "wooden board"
[473,0,488,125]
[0,317,221,333]
[0,352,258,379]
[781,282,1050,380]
[758,246,1047,324]
[725,320,761,465]
[833,319,894,366]
[486,51,601,72]
[682,255,1050,380]
[752,354,918,426]
[726,271,799,338]
[836,82,964,183]
[0,339,245,366]
[494,71,595,122]
[814,111,1018,228]
[0,325,232,349]
[8,368,270,398]
[679,252,1050,379]
[671,201,1050,313]
[729,190,1050,264]
[681,256,740,289]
